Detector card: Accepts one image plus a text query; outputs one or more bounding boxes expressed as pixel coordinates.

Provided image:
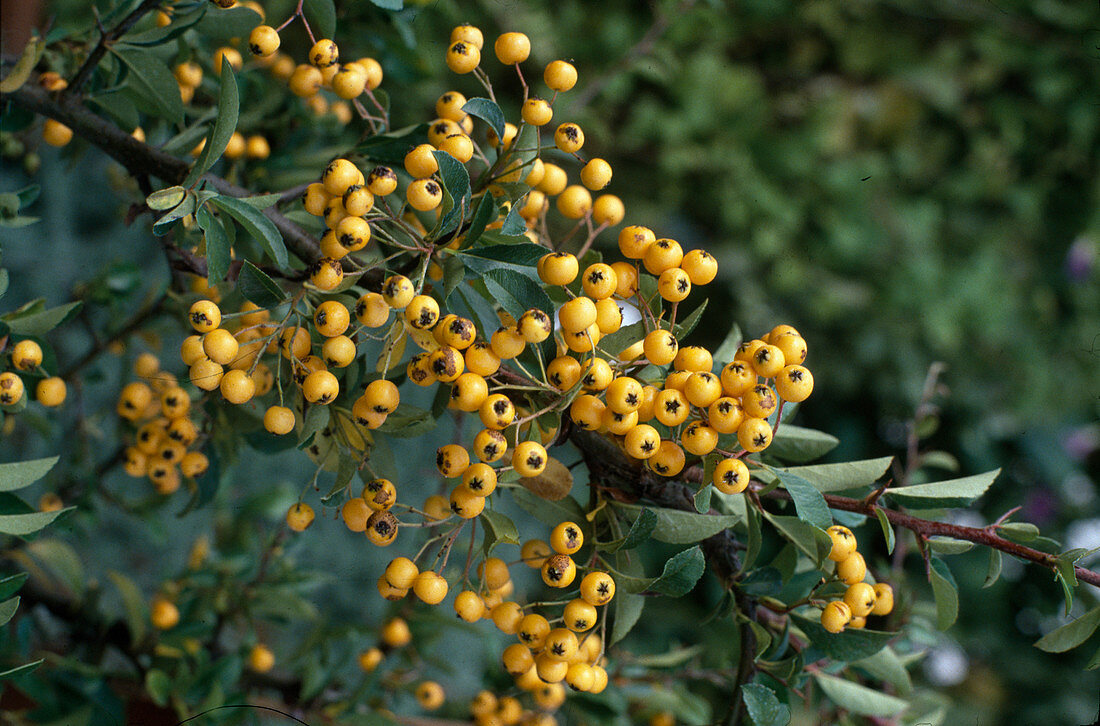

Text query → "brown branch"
[67,0,162,95]
[3,81,326,267]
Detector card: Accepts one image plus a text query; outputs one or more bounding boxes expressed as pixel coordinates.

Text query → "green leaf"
[0,36,44,94]
[0,659,43,680]
[197,206,230,285]
[107,571,147,646]
[673,299,708,338]
[354,122,429,164]
[0,573,28,601]
[885,468,999,509]
[1033,606,1100,653]
[792,611,893,661]
[0,507,72,536]
[145,668,172,706]
[3,301,81,336]
[462,193,497,248]
[773,468,832,529]
[613,503,739,545]
[596,322,645,359]
[299,405,330,447]
[432,150,472,239]
[146,185,187,211]
[152,192,196,235]
[194,5,261,39]
[982,547,1002,588]
[511,487,586,528]
[25,539,84,598]
[854,646,913,694]
[210,196,287,267]
[610,551,645,645]
[482,268,555,320]
[183,56,240,187]
[460,243,545,270]
[601,508,657,552]
[0,457,58,492]
[370,0,403,8]
[110,46,184,124]
[767,424,839,463]
[377,404,436,437]
[999,522,1040,542]
[480,510,520,552]
[774,456,894,493]
[0,596,19,627]
[813,672,908,717]
[929,556,958,630]
[764,513,832,566]
[693,483,712,514]
[462,98,506,142]
[651,546,706,596]
[302,0,337,39]
[120,4,206,45]
[237,261,286,308]
[927,536,974,555]
[874,508,895,554]
[740,683,791,726]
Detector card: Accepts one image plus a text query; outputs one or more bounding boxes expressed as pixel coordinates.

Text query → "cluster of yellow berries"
[1,338,67,409]
[819,525,895,633]
[116,351,210,494]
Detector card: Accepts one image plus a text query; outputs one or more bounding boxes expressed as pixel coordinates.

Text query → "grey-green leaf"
[481,510,520,551]
[462,98,506,141]
[774,468,832,529]
[210,195,287,267]
[3,301,81,336]
[929,556,959,630]
[110,46,184,124]
[1033,606,1100,653]
[813,672,908,717]
[885,468,999,509]
[183,56,239,187]
[197,206,230,284]
[775,456,893,493]
[602,508,657,552]
[613,503,739,545]
[740,683,791,726]
[791,611,893,661]
[237,261,287,308]
[768,424,839,463]
[0,456,58,492]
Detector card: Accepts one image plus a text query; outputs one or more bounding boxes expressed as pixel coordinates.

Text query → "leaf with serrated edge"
[771,456,893,493]
[613,503,738,545]
[740,683,791,726]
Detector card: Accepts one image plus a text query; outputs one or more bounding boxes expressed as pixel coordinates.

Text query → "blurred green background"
[3,0,1099,722]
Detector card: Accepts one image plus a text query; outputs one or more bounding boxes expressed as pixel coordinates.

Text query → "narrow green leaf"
[110,46,184,124]
[693,483,712,514]
[929,556,959,630]
[183,57,239,187]
[854,646,913,694]
[596,322,645,360]
[1033,606,1100,653]
[462,193,497,248]
[0,659,43,680]
[146,186,187,211]
[460,243,545,269]
[145,668,172,705]
[3,301,81,336]
[982,547,1002,588]
[237,260,286,308]
[768,424,839,463]
[107,571,147,646]
[610,552,645,645]
[711,323,743,370]
[499,195,529,236]
[194,5,261,39]
[152,193,196,235]
[210,196,287,267]
[885,468,999,509]
[197,206,230,285]
[482,268,555,320]
[120,4,206,45]
[874,508,895,554]
[0,597,19,627]
[0,573,28,601]
[673,299,708,338]
[613,503,739,545]
[377,404,436,438]
[740,683,791,726]
[764,513,832,566]
[299,405,330,447]
[773,468,832,529]
[601,508,657,552]
[462,98,506,141]
[774,456,894,493]
[0,507,72,536]
[813,672,908,717]
[431,149,471,239]
[0,457,58,492]
[369,0,403,9]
